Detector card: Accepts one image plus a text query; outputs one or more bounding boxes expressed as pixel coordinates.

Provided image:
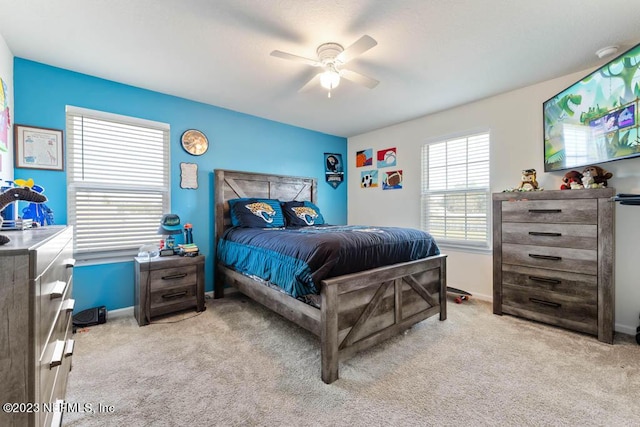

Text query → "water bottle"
[184,223,193,244]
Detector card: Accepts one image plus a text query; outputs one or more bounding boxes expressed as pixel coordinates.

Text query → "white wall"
[0,32,13,183]
[348,69,640,335]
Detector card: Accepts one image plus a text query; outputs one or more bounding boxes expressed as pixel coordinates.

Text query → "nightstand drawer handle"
[529,298,561,308]
[50,280,67,299]
[528,276,561,285]
[528,209,562,213]
[49,340,65,369]
[528,231,562,237]
[162,291,188,299]
[529,254,562,261]
[162,273,188,280]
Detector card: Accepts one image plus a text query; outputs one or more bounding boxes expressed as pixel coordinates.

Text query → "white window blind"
[421,132,490,249]
[66,106,170,259]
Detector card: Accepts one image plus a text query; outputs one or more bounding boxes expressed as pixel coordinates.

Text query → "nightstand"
[134,255,205,326]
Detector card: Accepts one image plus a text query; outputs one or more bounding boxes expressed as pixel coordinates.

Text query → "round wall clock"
[181,129,209,156]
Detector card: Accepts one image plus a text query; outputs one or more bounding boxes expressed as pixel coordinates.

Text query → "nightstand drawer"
[502,264,597,299]
[502,283,597,335]
[501,199,597,224]
[502,243,597,275]
[502,222,597,250]
[149,284,197,317]
[149,265,197,290]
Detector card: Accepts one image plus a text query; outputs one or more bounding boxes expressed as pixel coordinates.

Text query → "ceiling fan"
[271,35,379,98]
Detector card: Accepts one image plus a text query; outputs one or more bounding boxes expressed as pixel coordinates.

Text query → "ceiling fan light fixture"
[320,69,340,90]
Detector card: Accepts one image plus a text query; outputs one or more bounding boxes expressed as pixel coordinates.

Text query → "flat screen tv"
[543,42,640,172]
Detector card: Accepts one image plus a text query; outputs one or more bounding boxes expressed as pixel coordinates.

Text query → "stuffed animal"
[582,165,613,188]
[518,169,538,191]
[560,170,583,190]
[0,186,48,245]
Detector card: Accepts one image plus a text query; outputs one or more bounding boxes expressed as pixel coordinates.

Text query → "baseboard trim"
[107,306,134,320]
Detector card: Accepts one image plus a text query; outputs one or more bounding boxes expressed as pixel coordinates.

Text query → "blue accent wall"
[13,58,347,313]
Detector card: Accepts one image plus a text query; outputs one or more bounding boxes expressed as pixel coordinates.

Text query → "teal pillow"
[281,201,325,226]
[229,198,285,228]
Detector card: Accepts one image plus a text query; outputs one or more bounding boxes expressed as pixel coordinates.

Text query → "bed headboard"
[214,169,317,243]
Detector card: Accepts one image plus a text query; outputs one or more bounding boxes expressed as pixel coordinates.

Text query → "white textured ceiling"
[1,0,640,137]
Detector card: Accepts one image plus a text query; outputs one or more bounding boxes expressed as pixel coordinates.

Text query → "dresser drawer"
[502,283,597,335]
[149,284,198,317]
[34,227,73,276]
[40,313,73,410]
[38,276,71,360]
[501,199,597,224]
[502,264,597,299]
[502,243,597,275]
[502,222,597,250]
[149,265,197,290]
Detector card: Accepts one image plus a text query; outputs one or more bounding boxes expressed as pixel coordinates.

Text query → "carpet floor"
[64,293,640,426]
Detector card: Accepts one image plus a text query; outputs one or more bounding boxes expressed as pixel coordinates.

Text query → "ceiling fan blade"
[298,73,322,92]
[270,50,322,67]
[340,69,379,89]
[336,35,377,64]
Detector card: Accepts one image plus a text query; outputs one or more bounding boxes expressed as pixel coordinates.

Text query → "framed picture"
[14,124,64,171]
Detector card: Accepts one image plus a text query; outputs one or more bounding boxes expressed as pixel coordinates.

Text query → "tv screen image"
[543,43,640,172]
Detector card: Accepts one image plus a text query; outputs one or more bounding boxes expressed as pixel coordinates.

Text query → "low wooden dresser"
[134,254,205,326]
[0,226,75,427]
[492,189,615,343]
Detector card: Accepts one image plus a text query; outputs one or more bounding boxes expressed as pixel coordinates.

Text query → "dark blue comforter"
[217,225,440,298]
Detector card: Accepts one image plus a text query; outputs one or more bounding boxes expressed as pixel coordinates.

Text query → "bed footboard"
[320,254,447,383]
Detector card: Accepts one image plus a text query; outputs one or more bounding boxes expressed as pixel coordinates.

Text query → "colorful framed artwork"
[377,147,397,168]
[356,149,373,167]
[382,170,403,190]
[14,124,64,171]
[360,170,378,188]
[0,77,10,155]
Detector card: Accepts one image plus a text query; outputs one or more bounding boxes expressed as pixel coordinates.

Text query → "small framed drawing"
[14,124,64,171]
[180,162,198,189]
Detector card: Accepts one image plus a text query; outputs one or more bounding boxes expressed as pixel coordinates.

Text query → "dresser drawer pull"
[162,290,188,300]
[60,298,76,313]
[64,339,75,357]
[528,254,562,261]
[528,209,562,213]
[63,258,76,267]
[49,340,65,369]
[529,298,561,308]
[50,280,67,299]
[528,231,562,237]
[162,273,188,280]
[528,276,561,285]
[51,399,64,427]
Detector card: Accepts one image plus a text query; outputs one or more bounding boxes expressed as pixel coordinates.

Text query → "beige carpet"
[64,293,640,426]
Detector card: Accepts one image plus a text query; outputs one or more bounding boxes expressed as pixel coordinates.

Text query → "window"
[66,106,170,261]
[421,131,490,250]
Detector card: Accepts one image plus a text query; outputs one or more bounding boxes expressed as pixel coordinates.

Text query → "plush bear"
[560,170,583,190]
[582,165,613,188]
[518,169,538,191]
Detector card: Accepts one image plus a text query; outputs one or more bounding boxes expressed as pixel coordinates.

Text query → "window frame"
[66,106,171,264]
[421,130,491,252]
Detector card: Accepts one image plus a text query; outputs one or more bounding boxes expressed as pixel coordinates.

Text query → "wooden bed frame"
[213,169,447,383]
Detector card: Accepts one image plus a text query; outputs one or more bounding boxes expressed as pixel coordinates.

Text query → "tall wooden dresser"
[492,189,615,343]
[0,226,75,427]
